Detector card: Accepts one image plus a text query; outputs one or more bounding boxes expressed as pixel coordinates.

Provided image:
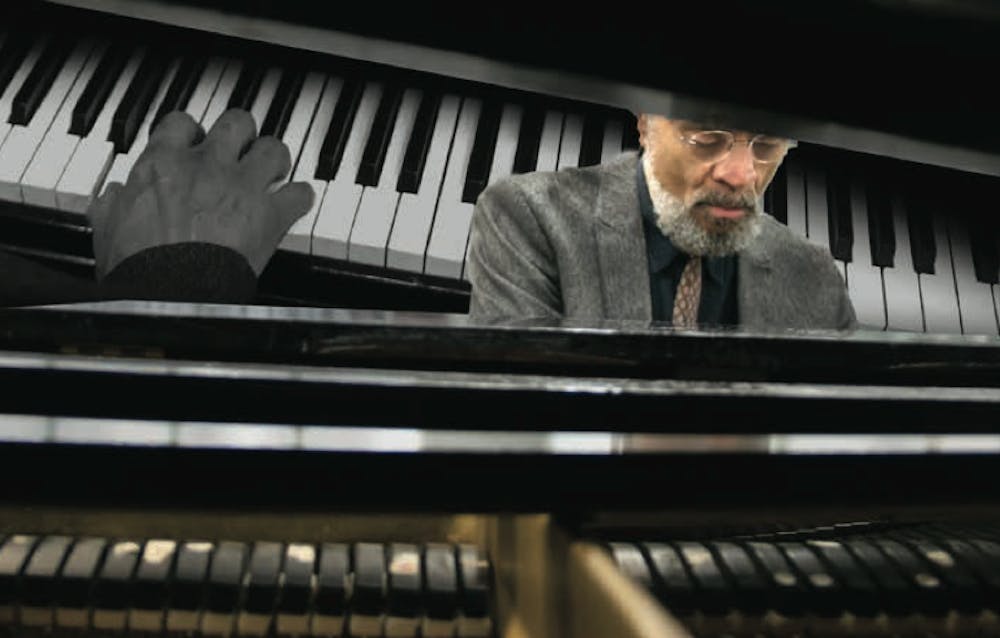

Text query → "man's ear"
[636,113,648,149]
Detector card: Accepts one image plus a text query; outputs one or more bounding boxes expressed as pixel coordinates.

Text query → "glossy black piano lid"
[102,0,1000,155]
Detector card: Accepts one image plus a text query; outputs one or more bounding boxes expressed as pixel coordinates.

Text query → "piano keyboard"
[0,16,636,301]
[0,11,997,335]
[0,533,493,637]
[608,521,1000,637]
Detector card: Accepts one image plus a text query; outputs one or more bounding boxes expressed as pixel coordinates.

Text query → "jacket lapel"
[593,154,652,320]
[737,222,776,328]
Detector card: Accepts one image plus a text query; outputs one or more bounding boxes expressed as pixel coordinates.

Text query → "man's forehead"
[672,118,767,137]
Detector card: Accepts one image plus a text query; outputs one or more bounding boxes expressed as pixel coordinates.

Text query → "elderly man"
[467,114,857,330]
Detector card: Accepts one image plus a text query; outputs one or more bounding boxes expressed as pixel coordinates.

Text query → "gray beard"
[642,153,762,257]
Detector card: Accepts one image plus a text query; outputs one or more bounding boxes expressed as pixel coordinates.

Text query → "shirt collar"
[636,153,731,282]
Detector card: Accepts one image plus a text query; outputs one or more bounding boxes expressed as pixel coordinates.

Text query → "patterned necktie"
[672,256,702,327]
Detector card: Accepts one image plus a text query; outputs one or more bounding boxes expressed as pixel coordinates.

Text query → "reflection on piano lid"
[39,0,1000,175]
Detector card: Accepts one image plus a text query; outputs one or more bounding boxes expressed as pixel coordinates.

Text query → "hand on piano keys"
[89,107,313,278]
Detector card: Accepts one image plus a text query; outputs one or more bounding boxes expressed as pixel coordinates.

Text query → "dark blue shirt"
[636,157,739,326]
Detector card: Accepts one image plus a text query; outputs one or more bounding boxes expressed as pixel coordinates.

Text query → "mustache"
[693,190,758,210]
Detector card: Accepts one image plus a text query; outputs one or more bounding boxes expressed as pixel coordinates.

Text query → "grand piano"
[0,1,999,636]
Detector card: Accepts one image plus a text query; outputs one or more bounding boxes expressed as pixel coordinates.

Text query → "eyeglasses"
[677,129,791,164]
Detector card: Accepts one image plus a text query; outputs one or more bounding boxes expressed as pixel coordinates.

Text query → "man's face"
[638,114,789,255]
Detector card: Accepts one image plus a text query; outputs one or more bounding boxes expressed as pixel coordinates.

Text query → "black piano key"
[278,543,314,615]
[9,36,76,125]
[244,541,283,615]
[132,540,176,611]
[512,106,544,174]
[397,91,441,193]
[826,168,854,262]
[259,69,305,138]
[93,540,142,611]
[226,63,266,112]
[744,541,808,615]
[457,544,491,620]
[866,179,896,267]
[462,100,503,203]
[804,539,879,617]
[352,542,385,617]
[315,78,363,181]
[0,535,39,608]
[778,541,843,617]
[21,535,73,608]
[840,538,912,615]
[423,542,458,620]
[0,31,33,100]
[356,85,403,187]
[904,189,938,274]
[709,541,768,613]
[57,537,106,611]
[150,55,208,134]
[204,541,247,614]
[622,113,640,151]
[870,537,948,616]
[71,42,131,136]
[387,543,422,619]
[170,541,211,611]
[110,50,172,152]
[766,161,788,224]
[892,533,983,613]
[578,112,604,168]
[641,542,696,615]
[315,543,349,617]
[970,217,1000,284]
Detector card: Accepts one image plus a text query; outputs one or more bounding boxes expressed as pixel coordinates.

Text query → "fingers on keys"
[203,108,256,162]
[269,181,314,226]
[148,110,204,150]
[240,135,291,185]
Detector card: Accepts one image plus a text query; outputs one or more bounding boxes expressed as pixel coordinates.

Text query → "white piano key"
[534,110,563,173]
[199,58,242,129]
[100,59,181,195]
[249,66,282,132]
[312,81,383,260]
[804,161,830,252]
[0,39,98,202]
[883,196,925,332]
[0,37,49,150]
[280,71,326,177]
[424,97,481,279]
[20,41,110,208]
[348,87,422,266]
[846,178,887,329]
[184,56,227,123]
[919,212,962,334]
[281,75,343,254]
[488,103,522,185]
[948,216,998,335]
[601,118,625,163]
[456,102,522,283]
[386,94,460,272]
[556,112,583,169]
[784,155,807,239]
[55,47,145,213]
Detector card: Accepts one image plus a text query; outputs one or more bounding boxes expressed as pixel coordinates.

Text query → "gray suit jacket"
[467,152,857,330]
